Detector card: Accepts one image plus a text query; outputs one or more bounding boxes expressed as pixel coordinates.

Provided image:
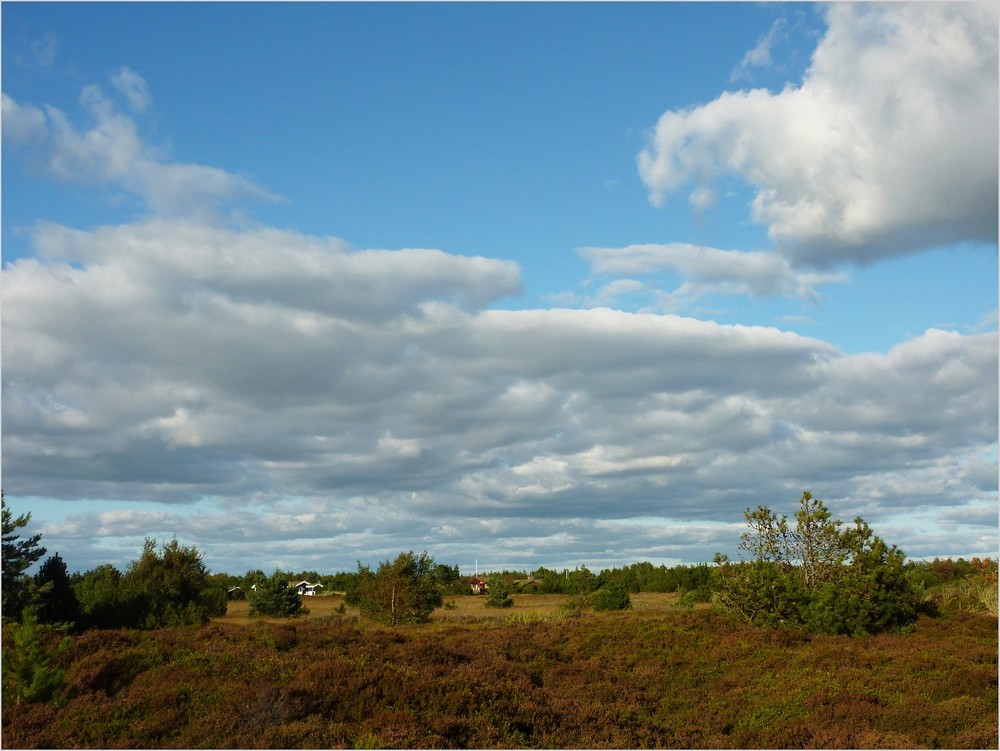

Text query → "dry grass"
[214,591,691,626]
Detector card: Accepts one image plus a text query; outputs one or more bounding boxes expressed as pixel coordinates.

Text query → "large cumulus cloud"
[638,2,998,266]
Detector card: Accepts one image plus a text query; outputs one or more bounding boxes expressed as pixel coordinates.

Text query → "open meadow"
[215,591,697,625]
[4,597,996,749]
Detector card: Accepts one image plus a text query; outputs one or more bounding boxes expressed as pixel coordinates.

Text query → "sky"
[2,1,997,577]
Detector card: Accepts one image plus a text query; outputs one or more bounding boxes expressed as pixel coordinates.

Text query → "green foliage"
[122,538,228,629]
[527,565,600,595]
[597,561,713,594]
[325,570,360,597]
[72,564,132,629]
[713,492,925,636]
[592,582,632,611]
[355,551,443,625]
[72,539,226,629]
[484,575,514,608]
[31,553,81,628]
[248,572,306,618]
[2,614,70,705]
[2,495,47,622]
[434,563,470,596]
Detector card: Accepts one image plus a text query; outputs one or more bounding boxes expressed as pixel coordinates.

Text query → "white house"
[292,580,324,596]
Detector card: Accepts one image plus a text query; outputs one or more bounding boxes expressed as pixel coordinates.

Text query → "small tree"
[1,613,71,705]
[248,572,306,618]
[2,495,47,622]
[356,551,443,625]
[713,492,925,636]
[484,575,514,608]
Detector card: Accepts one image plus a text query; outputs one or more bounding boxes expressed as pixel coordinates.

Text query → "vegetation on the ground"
[1,614,71,707]
[3,606,995,749]
[123,538,229,629]
[70,538,227,630]
[1,493,997,748]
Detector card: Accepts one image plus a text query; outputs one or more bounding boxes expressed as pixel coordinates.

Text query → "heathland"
[3,592,997,749]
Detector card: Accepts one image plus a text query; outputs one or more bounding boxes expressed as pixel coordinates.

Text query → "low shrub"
[591,582,632,611]
[2,600,996,749]
[484,576,514,608]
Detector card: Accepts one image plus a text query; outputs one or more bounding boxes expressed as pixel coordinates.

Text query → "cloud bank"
[4,216,995,571]
[638,2,998,266]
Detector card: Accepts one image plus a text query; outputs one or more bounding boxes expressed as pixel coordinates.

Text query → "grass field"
[215,591,695,625]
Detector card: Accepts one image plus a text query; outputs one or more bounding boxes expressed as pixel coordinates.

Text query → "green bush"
[713,492,925,636]
[484,576,514,608]
[72,564,133,629]
[592,582,632,611]
[125,538,228,629]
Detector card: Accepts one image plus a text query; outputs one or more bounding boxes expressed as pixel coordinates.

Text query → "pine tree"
[33,554,81,627]
[247,571,306,617]
[2,494,47,622]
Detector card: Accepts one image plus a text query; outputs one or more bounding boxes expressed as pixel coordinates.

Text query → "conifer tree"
[2,495,47,622]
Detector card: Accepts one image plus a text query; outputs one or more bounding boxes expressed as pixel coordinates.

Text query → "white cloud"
[1,93,47,145]
[639,2,998,266]
[2,74,278,218]
[110,67,152,113]
[578,242,847,305]
[730,17,788,81]
[3,217,995,571]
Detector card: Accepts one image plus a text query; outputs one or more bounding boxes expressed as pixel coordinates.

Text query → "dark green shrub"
[74,544,229,630]
[72,564,135,629]
[120,538,228,629]
[592,582,632,611]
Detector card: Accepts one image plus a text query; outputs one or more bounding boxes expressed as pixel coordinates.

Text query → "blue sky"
[3,2,997,576]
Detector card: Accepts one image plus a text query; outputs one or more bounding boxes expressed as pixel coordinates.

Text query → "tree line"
[3,492,994,636]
